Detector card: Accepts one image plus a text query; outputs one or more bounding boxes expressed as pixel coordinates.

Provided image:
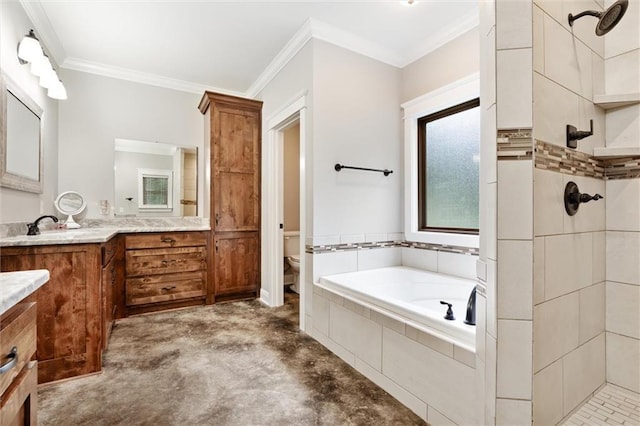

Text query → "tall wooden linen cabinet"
[198,92,262,303]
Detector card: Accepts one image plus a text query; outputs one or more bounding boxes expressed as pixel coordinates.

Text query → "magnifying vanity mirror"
[114,139,198,217]
[0,72,44,193]
[55,191,86,229]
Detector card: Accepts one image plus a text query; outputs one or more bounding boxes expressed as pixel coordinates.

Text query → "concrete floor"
[38,291,426,425]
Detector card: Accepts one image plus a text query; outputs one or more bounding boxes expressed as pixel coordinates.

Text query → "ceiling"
[21,0,478,96]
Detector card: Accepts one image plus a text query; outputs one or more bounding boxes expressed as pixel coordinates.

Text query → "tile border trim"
[496,129,640,180]
[306,240,479,256]
[534,140,640,180]
[497,128,533,161]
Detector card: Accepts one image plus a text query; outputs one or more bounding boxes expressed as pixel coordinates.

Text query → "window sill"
[405,230,479,250]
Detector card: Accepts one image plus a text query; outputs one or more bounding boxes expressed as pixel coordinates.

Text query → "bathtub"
[317,266,477,348]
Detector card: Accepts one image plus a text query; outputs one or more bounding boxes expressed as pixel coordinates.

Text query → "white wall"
[57,69,203,218]
[401,27,480,104]
[0,1,59,223]
[311,40,402,240]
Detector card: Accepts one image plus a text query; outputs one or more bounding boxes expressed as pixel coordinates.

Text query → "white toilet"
[283,231,300,293]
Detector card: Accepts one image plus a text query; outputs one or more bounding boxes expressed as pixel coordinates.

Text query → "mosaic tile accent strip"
[602,156,640,180]
[306,240,479,256]
[497,128,533,160]
[535,140,605,178]
[534,140,640,180]
[562,384,640,426]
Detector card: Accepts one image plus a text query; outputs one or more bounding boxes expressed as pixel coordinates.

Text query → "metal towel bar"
[334,163,393,176]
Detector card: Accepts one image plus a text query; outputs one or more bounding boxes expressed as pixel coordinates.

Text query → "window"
[138,169,173,210]
[417,98,480,234]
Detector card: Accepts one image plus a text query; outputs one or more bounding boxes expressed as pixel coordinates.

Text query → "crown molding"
[401,10,479,68]
[245,18,316,98]
[310,18,406,68]
[61,57,244,97]
[246,17,405,98]
[18,0,66,67]
[246,16,478,97]
[21,0,479,98]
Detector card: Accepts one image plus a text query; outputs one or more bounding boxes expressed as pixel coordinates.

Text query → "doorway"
[262,94,307,330]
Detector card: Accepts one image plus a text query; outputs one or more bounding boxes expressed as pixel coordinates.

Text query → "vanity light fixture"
[16,29,67,100]
[17,30,43,64]
[48,78,68,100]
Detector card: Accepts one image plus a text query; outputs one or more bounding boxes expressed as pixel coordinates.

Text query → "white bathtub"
[318,266,477,348]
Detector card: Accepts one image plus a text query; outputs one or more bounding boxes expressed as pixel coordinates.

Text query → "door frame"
[261,92,307,330]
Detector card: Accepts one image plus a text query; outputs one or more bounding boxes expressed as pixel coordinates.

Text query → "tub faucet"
[26,215,58,236]
[464,287,477,326]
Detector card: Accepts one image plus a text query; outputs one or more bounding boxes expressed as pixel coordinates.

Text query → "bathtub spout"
[464,287,476,326]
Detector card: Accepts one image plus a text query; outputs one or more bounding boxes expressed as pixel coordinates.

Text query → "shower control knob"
[579,193,603,203]
[564,181,603,216]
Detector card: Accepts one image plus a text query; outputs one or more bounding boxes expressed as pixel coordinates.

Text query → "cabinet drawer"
[125,232,207,250]
[0,303,36,397]
[126,247,206,276]
[0,360,37,426]
[126,271,206,306]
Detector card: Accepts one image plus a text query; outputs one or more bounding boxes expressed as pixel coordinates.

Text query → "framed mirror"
[0,72,44,193]
[55,191,86,229]
[114,139,197,217]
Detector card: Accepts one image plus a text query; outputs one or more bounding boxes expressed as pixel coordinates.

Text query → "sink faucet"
[26,215,59,236]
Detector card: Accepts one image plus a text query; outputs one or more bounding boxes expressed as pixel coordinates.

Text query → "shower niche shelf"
[593,146,640,159]
[594,92,640,110]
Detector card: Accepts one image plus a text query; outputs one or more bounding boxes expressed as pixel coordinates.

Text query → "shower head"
[568,0,628,36]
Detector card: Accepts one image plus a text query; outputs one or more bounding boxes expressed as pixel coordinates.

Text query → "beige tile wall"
[603,1,640,396]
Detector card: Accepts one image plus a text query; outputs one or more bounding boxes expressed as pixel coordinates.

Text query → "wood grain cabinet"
[1,244,104,384]
[0,303,38,425]
[102,236,123,349]
[199,92,262,303]
[124,232,208,315]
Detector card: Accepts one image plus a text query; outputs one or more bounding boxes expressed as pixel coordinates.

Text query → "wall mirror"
[55,191,86,228]
[114,139,197,217]
[0,72,44,193]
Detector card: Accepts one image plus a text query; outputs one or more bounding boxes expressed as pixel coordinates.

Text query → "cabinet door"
[1,245,102,383]
[214,232,259,296]
[212,105,260,233]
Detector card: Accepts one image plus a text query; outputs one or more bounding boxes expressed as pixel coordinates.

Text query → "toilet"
[283,231,300,293]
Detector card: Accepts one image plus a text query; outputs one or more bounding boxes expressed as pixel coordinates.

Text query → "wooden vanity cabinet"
[124,232,208,315]
[0,303,37,426]
[0,243,105,383]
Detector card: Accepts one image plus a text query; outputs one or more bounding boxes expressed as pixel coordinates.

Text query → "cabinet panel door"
[215,172,259,231]
[1,245,102,384]
[212,107,260,233]
[214,232,259,296]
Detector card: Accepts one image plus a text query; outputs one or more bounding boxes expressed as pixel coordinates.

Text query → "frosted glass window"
[418,99,480,233]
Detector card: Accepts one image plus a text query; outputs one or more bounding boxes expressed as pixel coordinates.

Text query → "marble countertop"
[0,269,50,316]
[0,223,210,247]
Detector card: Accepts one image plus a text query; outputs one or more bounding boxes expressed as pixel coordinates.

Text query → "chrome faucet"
[26,215,59,236]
